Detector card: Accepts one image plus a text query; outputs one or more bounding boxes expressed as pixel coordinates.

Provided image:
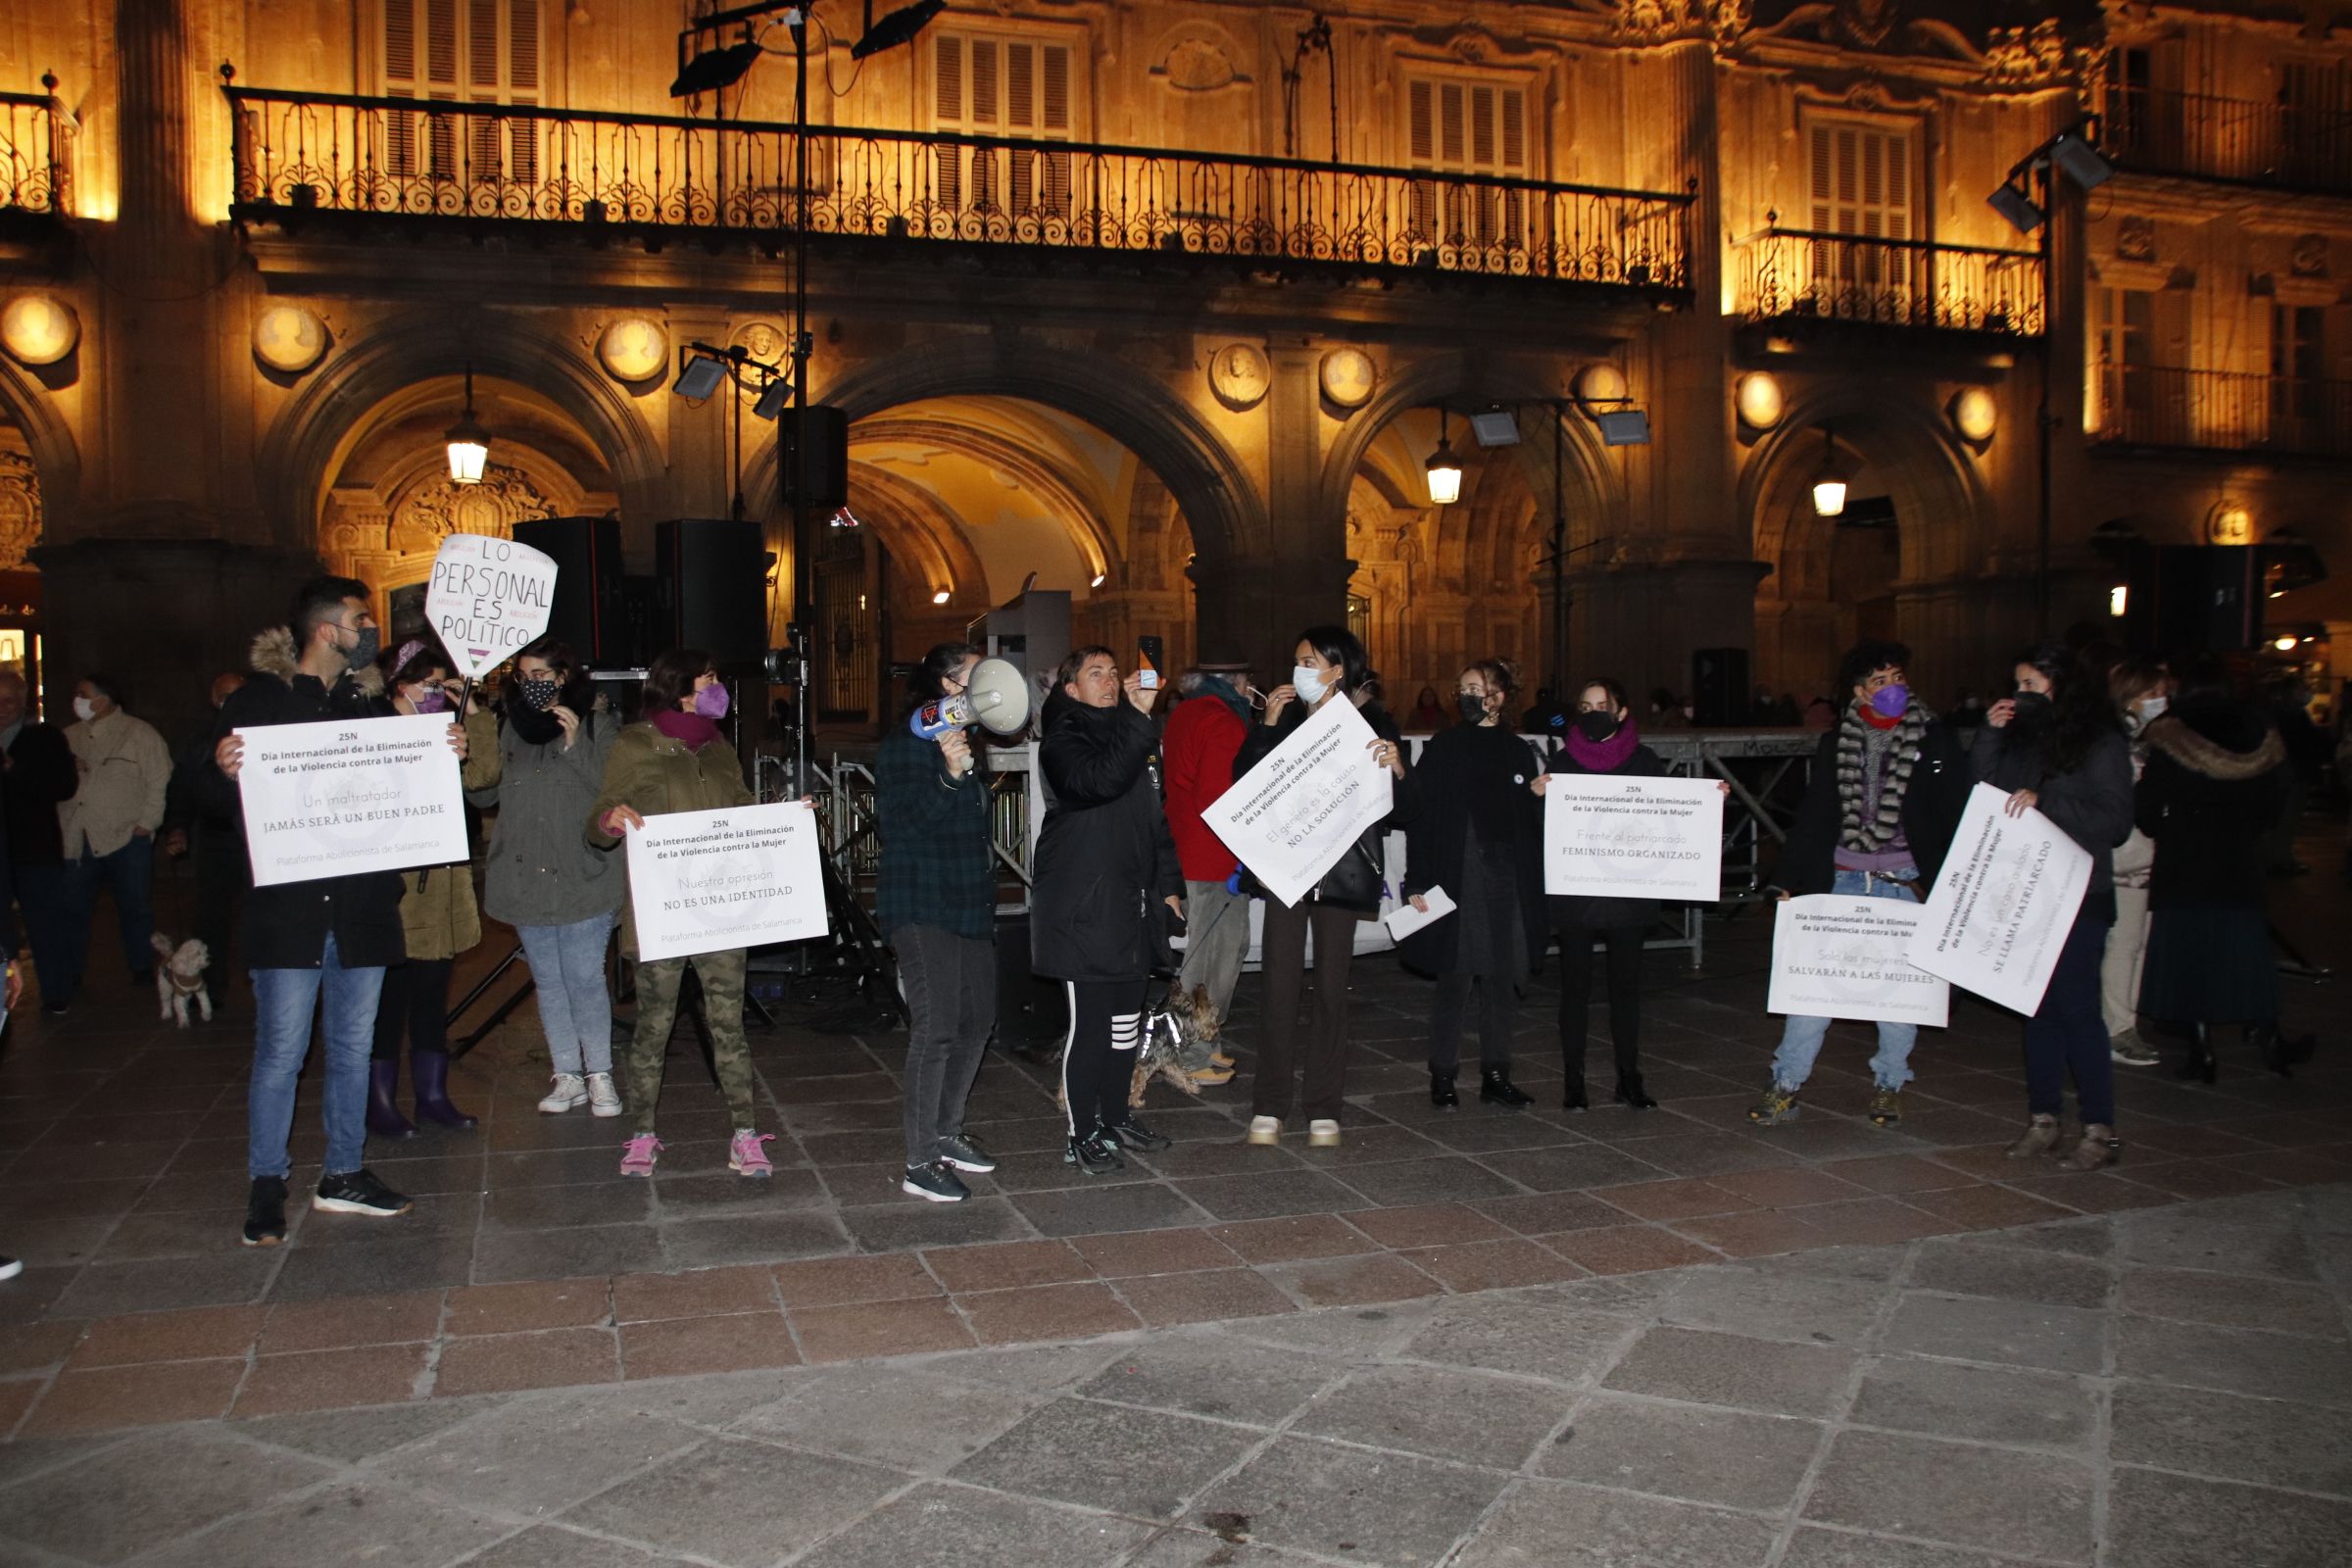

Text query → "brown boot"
[2006,1113,2060,1159]
[2060,1124,2120,1171]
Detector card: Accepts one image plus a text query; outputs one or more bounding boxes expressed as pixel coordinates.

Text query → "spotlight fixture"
[751,377,791,420]
[445,364,491,485]
[2048,134,2115,192]
[1425,410,1463,506]
[1593,409,1651,447]
[1090,571,1107,588]
[672,352,729,401]
[1468,409,1521,449]
[1811,427,1847,518]
[1986,178,2043,235]
[931,588,953,606]
[668,37,762,98]
[852,0,947,59]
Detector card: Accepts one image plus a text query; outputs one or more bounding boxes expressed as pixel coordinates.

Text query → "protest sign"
[425,533,559,680]
[236,712,468,887]
[1205,698,1393,909]
[1905,782,2091,1014]
[1768,894,1950,1028]
[625,802,828,961]
[1542,774,1723,902]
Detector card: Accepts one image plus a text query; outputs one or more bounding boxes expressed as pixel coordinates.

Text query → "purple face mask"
[1869,683,1910,719]
[692,682,730,720]
[411,688,452,714]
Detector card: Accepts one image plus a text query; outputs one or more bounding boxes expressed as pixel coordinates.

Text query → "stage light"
[445,365,491,485]
[1594,409,1651,446]
[2049,134,2114,192]
[852,0,946,59]
[752,378,790,420]
[1469,409,1520,448]
[673,353,728,401]
[1091,572,1107,588]
[669,38,762,97]
[932,588,953,605]
[1425,411,1462,506]
[1986,178,2043,235]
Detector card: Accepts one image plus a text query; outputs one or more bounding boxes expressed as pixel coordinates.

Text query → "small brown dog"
[1054,983,1224,1114]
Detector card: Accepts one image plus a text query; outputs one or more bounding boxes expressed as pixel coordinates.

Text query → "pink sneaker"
[728,1129,776,1178]
[618,1133,662,1178]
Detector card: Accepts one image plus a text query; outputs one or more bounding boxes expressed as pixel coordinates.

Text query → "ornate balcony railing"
[222,86,1693,292]
[0,80,70,218]
[2100,86,2352,196]
[1736,227,2043,336]
[2089,364,2352,458]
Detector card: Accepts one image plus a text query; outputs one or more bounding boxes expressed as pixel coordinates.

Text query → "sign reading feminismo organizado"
[425,533,559,681]
[1543,774,1724,902]
[1769,895,1950,1028]
[1205,697,1393,909]
[625,802,829,962]
[235,713,469,887]
[1905,782,2091,1015]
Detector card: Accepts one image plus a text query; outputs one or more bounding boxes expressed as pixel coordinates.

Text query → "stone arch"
[0,356,81,543]
[843,415,1119,582]
[254,308,663,556]
[844,461,991,602]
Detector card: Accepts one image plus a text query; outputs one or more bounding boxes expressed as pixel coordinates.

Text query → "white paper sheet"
[1205,698,1394,908]
[1904,782,2092,1015]
[1768,894,1950,1027]
[1542,773,1724,902]
[1383,885,1457,942]
[625,801,829,961]
[234,712,469,888]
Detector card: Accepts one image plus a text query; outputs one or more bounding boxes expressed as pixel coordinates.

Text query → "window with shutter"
[380,0,541,184]
[1403,74,1530,252]
[1805,120,1915,308]
[2094,286,2159,437]
[930,30,1076,221]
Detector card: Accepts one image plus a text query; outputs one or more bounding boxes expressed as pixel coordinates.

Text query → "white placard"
[235,713,469,888]
[1768,895,1950,1028]
[1384,885,1456,942]
[1543,773,1724,902]
[425,532,559,680]
[1904,782,2092,1015]
[1204,698,1394,909]
[625,802,829,961]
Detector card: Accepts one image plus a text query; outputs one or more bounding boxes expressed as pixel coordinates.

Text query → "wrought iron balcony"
[2089,364,2352,458]
[0,80,70,219]
[221,86,1692,293]
[1736,227,2043,337]
[2101,87,2352,197]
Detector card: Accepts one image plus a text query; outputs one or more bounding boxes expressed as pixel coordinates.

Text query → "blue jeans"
[248,933,384,1181]
[518,914,615,1076]
[60,836,157,1003]
[1771,868,1922,1092]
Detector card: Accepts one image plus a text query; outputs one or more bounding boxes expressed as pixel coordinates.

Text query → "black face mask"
[2011,689,2053,727]
[1575,710,1620,743]
[1456,693,1488,724]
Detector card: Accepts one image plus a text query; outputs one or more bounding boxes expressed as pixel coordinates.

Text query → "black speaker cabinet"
[1691,646,1751,727]
[656,519,768,667]
[2153,546,2260,655]
[512,516,626,665]
[780,406,850,511]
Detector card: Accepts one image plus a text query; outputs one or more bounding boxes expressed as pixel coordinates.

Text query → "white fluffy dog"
[151,932,213,1026]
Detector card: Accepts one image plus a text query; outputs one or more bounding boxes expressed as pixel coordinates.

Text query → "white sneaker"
[1246,1115,1282,1146]
[586,1072,623,1117]
[537,1073,588,1114]
[1307,1118,1342,1148]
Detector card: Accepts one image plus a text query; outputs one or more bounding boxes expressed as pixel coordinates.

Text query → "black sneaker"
[313,1168,414,1217]
[902,1162,971,1203]
[1062,1130,1125,1176]
[1101,1116,1171,1152]
[937,1133,997,1174]
[242,1176,289,1247]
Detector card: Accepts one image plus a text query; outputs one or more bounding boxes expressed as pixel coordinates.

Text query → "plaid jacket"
[875,722,996,941]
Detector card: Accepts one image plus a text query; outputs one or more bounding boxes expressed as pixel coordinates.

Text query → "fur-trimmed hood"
[2144,709,2284,782]
[248,626,386,698]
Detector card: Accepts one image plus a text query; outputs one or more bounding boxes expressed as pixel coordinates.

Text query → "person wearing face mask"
[589,648,771,1180]
[1235,625,1419,1149]
[1975,643,2136,1168]
[57,673,172,1007]
[208,578,473,1245]
[365,638,500,1139]
[1399,659,1545,1109]
[2099,660,2171,1068]
[1160,661,1257,1087]
[1752,641,1967,1131]
[466,635,626,1121]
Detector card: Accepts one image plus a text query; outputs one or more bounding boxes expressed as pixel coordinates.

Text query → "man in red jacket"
[1161,662,1255,1084]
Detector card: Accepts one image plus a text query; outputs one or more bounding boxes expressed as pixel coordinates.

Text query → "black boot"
[1614,1074,1658,1110]
[2176,1022,2218,1084]
[2248,1022,2293,1078]
[1562,1081,1589,1112]
[366,1059,416,1141]
[410,1051,478,1129]
[1430,1071,1459,1109]
[1479,1067,1533,1108]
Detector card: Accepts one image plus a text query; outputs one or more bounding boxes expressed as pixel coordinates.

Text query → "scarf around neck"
[1837,700,1931,852]
[651,708,723,751]
[1564,716,1642,773]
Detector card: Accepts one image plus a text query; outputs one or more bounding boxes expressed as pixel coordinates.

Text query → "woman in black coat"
[1400,658,1546,1110]
[1236,625,1419,1150]
[2134,657,2305,1080]
[1031,645,1183,1174]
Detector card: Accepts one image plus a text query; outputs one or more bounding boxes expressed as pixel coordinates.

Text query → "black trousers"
[1557,923,1644,1083]
[192,826,245,987]
[1254,900,1361,1122]
[1060,977,1145,1136]
[372,956,454,1061]
[898,924,996,1167]
[1429,973,1515,1074]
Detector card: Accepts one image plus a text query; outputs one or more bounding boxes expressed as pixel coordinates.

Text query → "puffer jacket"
[390,705,499,960]
[2135,698,2288,912]
[1030,691,1183,983]
[467,701,623,929]
[587,719,754,956]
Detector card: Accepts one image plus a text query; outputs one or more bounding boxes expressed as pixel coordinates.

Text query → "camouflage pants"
[626,949,755,1135]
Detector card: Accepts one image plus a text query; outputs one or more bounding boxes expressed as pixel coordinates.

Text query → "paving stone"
[1448,1477,1779,1568]
[0,1427,338,1564]
[1661,1263,1889,1347]
[1118,1529,1312,1568]
[1261,1251,1444,1308]
[1076,1336,1341,1427]
[465,1524,702,1568]
[1537,1394,1824,1512]
[1847,1355,2096,1448]
[1172,1170,1375,1221]
[2115,1315,2352,1405]
[733,1363,1041,1471]
[1745,1242,1911,1282]
[234,1343,432,1417]
[49,1251,277,1318]
[957,1281,1142,1345]
[791,1294,975,1363]
[1207,1213,1379,1263]
[1065,1226,1241,1278]
[1777,1528,2034,1568]
[913,1341,1126,1394]
[1118,1266,1299,1326]
[433,1326,620,1396]
[2112,1379,2352,1496]
[1879,1292,2108,1374]
[1546,1223,1718,1276]
[1474,1144,1673,1192]
[466,1223,664,1286]
[1195,1435,1508,1568]
[1802,1429,2093,1558]
[1904,1238,2113,1309]
[1294,1362,1566,1470]
[1400,1294,1636,1383]
[23,1357,245,1436]
[132,1480,508,1568]
[2106,1465,2352,1568]
[68,1302,268,1367]
[443,1277,614,1335]
[2118,1265,2346,1338]
[1330,1155,1527,1207]
[835,1197,1036,1251]
[794,1484,1153,1568]
[232,1397,492,1463]
[621,1313,802,1380]
[1603,1325,1855,1417]
[262,1289,447,1351]
[563,1434,906,1563]
[950,1396,1258,1520]
[379,1392,706,1513]
[2120,1208,2319,1280]
[658,1213,850,1268]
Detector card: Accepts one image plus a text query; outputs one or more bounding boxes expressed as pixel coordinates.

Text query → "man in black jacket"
[1751,641,1967,1131]
[209,577,466,1247]
[162,672,246,1001]
[0,671,78,1014]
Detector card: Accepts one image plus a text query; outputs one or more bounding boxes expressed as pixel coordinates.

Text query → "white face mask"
[72,697,95,722]
[2138,695,2168,721]
[1291,664,1329,706]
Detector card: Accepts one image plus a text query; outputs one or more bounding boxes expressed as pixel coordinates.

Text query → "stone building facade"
[0,0,2343,740]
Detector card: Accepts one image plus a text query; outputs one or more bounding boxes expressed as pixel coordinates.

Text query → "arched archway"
[0,358,79,543]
